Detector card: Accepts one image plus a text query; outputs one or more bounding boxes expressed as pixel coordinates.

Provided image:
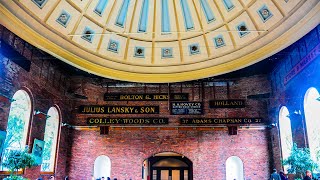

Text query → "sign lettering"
[104,93,188,101]
[87,118,168,125]
[79,105,159,114]
[171,102,203,115]
[284,43,320,84]
[180,118,264,124]
[209,100,245,108]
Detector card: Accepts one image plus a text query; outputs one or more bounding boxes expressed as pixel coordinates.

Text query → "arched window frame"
[278,106,293,172]
[94,155,111,179]
[225,156,244,180]
[0,89,33,173]
[303,87,320,169]
[40,106,61,174]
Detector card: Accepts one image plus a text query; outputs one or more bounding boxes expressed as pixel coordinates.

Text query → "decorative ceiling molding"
[0,0,319,83]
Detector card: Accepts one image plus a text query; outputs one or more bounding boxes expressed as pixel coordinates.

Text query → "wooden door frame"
[148,156,193,180]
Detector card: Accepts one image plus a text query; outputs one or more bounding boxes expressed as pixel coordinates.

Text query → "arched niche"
[94,155,111,179]
[226,156,244,180]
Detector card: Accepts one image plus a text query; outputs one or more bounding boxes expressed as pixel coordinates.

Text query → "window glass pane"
[153,158,188,167]
[304,87,320,170]
[184,170,188,180]
[279,106,293,173]
[41,107,60,172]
[0,90,31,171]
[172,170,180,180]
[160,170,169,180]
[153,170,157,179]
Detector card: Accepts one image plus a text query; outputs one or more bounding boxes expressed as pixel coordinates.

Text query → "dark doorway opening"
[144,152,193,180]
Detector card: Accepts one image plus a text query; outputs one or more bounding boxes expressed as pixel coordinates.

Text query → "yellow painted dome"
[0,0,319,82]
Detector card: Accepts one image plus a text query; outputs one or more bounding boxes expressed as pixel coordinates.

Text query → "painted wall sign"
[209,100,245,108]
[180,118,264,124]
[78,105,159,114]
[87,117,169,125]
[284,43,320,84]
[171,102,203,115]
[104,93,188,101]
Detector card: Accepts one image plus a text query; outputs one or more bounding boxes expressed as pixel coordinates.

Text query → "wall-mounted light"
[33,110,50,119]
[61,122,73,128]
[267,123,277,129]
[293,110,301,115]
[286,110,301,118]
[270,123,277,127]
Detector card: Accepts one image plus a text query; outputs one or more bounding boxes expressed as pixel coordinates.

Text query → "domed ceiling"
[0,0,319,82]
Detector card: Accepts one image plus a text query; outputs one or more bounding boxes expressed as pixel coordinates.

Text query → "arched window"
[279,106,293,172]
[226,156,244,180]
[41,107,60,172]
[0,90,32,170]
[94,155,111,179]
[304,87,320,165]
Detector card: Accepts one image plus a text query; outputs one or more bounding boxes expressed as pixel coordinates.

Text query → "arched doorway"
[144,152,192,180]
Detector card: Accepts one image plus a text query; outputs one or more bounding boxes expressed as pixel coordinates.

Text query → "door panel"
[161,170,169,180]
[153,170,157,180]
[172,170,180,180]
[184,170,188,180]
